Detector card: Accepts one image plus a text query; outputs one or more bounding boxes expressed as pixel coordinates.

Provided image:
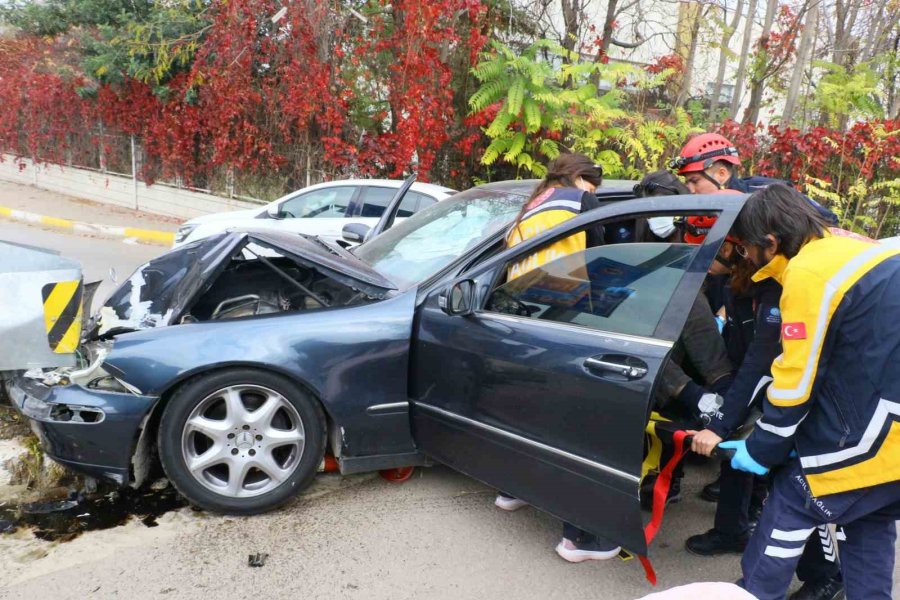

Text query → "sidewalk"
[0,180,182,232]
[0,180,182,245]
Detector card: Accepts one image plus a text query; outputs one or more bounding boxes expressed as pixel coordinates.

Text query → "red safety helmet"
[683,189,743,244]
[669,133,741,175]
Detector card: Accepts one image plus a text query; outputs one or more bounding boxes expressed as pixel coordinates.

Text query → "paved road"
[0,221,163,311]
[0,217,895,599]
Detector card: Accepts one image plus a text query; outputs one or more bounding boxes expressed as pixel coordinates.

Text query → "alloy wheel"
[181,384,306,498]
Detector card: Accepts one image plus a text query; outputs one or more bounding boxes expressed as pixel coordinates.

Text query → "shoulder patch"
[782,322,807,340]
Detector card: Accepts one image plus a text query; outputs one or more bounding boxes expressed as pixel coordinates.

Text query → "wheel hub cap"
[180,384,306,499]
[235,431,255,450]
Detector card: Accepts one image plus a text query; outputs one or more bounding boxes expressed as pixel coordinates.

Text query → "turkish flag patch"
[782,322,808,340]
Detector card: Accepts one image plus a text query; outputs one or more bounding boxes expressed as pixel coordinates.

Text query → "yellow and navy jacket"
[506,187,602,280]
[746,231,900,496]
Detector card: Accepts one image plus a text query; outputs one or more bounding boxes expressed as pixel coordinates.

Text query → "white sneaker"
[555,537,621,563]
[494,494,529,511]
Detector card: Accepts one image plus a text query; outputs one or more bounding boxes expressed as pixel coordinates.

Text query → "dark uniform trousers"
[740,459,900,600]
[717,461,840,585]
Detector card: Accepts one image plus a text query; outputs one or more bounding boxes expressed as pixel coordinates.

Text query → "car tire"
[158,368,325,514]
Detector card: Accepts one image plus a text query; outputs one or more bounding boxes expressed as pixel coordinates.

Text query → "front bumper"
[7,375,158,484]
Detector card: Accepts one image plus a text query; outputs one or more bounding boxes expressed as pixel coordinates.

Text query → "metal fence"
[10,128,336,206]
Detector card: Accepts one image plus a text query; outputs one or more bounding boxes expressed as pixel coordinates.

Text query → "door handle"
[584,357,648,380]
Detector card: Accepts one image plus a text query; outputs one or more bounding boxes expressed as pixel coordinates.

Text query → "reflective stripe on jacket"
[506,187,599,280]
[745,232,900,496]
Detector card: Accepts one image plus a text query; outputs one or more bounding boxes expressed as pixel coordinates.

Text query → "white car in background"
[173,179,456,248]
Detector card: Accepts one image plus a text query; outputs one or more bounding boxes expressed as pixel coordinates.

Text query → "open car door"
[409,194,744,555]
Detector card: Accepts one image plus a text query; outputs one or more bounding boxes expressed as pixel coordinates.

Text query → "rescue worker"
[671,132,837,225]
[687,226,843,600]
[632,171,735,508]
[720,184,900,600]
[493,153,623,562]
[504,153,604,281]
[670,132,743,195]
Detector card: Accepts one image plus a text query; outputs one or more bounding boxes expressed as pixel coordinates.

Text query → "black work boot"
[788,575,845,600]
[640,475,682,510]
[701,475,721,502]
[685,528,749,556]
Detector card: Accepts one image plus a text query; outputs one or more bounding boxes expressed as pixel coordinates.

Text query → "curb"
[0,205,175,246]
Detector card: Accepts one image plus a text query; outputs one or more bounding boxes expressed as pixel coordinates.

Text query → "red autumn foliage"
[0,0,491,193]
[645,53,685,78]
[716,118,900,189]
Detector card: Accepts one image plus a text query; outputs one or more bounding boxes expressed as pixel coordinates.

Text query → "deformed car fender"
[101,290,420,459]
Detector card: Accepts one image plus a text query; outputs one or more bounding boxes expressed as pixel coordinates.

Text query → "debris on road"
[150,479,170,491]
[23,499,79,514]
[248,552,268,567]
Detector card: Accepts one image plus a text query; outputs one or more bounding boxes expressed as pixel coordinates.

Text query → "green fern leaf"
[505,132,527,162]
[482,136,511,166]
[523,98,541,133]
[485,107,515,137]
[507,78,526,116]
[539,138,560,160]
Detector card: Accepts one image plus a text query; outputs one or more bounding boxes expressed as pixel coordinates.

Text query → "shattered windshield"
[353,188,527,288]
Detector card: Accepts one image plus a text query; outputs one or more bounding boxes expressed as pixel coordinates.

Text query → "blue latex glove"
[718,440,769,475]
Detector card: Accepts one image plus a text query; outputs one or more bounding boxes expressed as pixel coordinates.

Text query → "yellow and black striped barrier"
[41,280,83,354]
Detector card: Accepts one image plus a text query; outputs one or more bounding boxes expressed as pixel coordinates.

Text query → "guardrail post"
[131,135,139,210]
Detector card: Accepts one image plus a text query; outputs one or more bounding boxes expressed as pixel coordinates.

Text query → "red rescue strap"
[639,429,690,585]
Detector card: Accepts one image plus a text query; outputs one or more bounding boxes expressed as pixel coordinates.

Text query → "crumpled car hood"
[90,230,397,337]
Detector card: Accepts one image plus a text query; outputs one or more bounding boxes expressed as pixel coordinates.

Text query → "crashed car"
[6,180,745,556]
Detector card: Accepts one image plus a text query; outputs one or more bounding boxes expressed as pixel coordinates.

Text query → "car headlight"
[175,224,198,244]
[31,342,142,395]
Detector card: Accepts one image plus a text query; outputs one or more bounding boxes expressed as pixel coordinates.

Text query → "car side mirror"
[342,223,371,244]
[266,204,282,219]
[439,280,476,316]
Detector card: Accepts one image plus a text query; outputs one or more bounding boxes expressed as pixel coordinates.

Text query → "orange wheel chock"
[379,466,415,483]
[319,454,339,473]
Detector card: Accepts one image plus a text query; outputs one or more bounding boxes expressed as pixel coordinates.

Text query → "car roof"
[286,179,456,197]
[470,178,637,196]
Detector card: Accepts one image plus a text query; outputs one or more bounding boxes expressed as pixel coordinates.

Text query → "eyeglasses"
[735,244,749,258]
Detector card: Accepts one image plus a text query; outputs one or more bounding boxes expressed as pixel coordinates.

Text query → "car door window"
[486,242,697,338]
[359,187,396,218]
[280,187,355,219]
[396,192,421,217]
[397,191,435,217]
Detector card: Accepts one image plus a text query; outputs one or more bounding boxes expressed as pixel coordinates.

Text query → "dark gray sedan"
[8,180,743,556]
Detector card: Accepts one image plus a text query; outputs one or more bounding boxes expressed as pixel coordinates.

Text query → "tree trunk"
[560,0,582,58]
[673,4,705,110]
[741,0,778,124]
[892,35,900,119]
[833,0,863,67]
[782,1,818,125]
[709,0,744,122]
[598,0,619,58]
[730,0,758,119]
